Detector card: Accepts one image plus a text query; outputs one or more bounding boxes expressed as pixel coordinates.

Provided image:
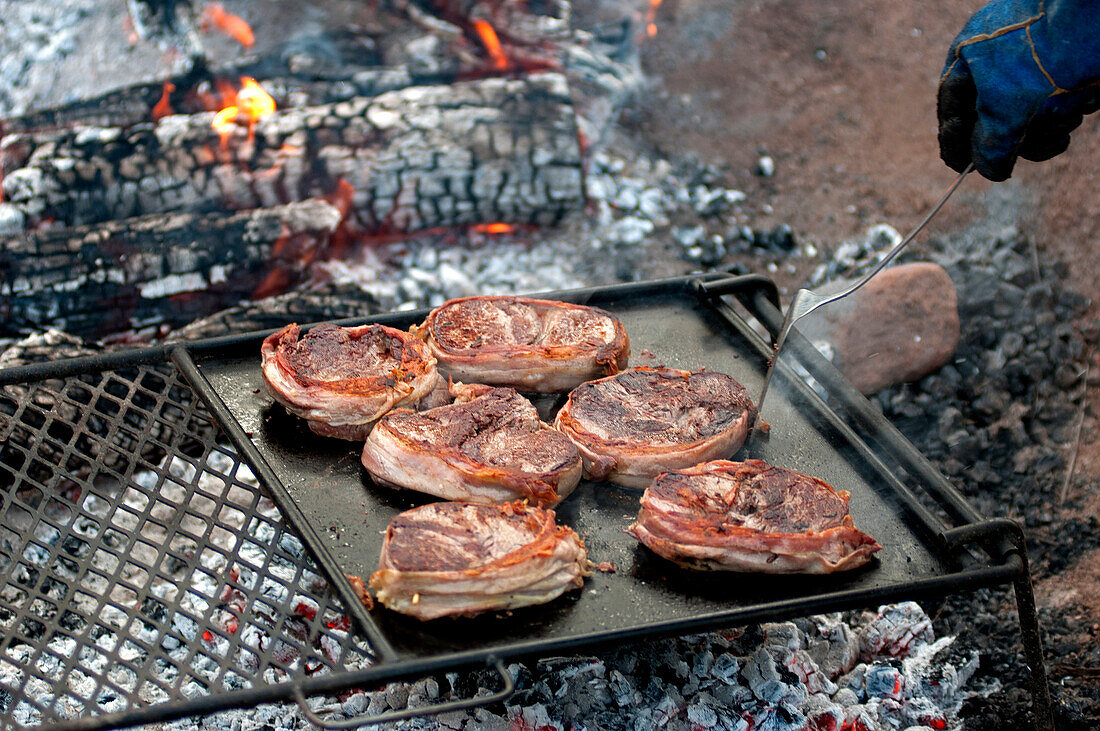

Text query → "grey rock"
[756,155,775,177]
[673,225,706,248]
[0,203,25,233]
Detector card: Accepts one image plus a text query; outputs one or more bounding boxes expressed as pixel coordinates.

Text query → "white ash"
[0,203,26,234]
[315,236,589,312]
[0,1,93,115]
[196,603,973,731]
[0,0,192,119]
[858,602,936,659]
[0,601,978,729]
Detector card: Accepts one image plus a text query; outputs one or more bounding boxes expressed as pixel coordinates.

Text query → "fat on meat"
[553,367,755,487]
[628,459,882,573]
[362,382,582,506]
[369,501,591,620]
[261,322,442,440]
[413,296,630,392]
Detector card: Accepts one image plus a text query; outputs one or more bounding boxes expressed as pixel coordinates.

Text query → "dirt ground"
[637,0,1100,693]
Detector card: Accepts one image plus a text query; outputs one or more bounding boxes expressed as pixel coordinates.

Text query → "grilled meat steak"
[629,459,882,573]
[414,296,630,392]
[362,382,582,506]
[261,323,441,440]
[369,501,591,620]
[553,367,755,487]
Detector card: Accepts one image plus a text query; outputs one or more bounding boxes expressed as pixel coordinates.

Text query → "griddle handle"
[940,516,1023,562]
[291,655,514,729]
[694,274,781,313]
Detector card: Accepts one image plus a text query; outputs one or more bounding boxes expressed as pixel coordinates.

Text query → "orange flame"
[210,77,275,147]
[325,179,356,219]
[212,107,239,147]
[152,81,175,120]
[236,77,276,122]
[645,0,664,37]
[472,223,515,235]
[201,3,255,48]
[471,19,509,71]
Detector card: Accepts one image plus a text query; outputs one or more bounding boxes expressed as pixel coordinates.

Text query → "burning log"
[0,199,341,338]
[0,31,391,137]
[0,73,584,234]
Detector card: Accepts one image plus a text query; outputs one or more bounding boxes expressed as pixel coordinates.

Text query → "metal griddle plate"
[194,276,1008,671]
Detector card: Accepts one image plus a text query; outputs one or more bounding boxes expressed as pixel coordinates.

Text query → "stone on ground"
[800,262,959,395]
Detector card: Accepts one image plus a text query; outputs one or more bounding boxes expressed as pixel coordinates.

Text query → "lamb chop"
[369,501,591,620]
[261,322,442,440]
[628,459,881,573]
[413,296,630,393]
[553,367,755,487]
[362,382,582,507]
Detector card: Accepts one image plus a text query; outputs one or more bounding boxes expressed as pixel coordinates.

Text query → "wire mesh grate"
[0,363,374,729]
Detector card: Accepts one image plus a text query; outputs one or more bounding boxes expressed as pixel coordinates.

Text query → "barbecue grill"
[0,273,1052,730]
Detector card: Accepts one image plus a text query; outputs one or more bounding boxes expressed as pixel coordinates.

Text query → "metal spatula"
[756,163,973,415]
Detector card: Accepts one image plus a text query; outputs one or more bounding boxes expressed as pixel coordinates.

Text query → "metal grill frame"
[0,274,1052,730]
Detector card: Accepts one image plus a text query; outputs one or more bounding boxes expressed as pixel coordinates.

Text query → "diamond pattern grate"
[0,363,373,729]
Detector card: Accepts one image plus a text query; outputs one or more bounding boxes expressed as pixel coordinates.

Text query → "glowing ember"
[152,81,175,120]
[201,2,255,48]
[214,77,237,106]
[645,0,664,37]
[471,19,509,71]
[472,223,516,234]
[210,77,276,147]
[323,178,357,260]
[325,178,356,219]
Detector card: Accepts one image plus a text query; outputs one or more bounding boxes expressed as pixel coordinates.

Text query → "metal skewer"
[756,163,973,415]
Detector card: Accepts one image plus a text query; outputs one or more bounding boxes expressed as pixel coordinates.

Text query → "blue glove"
[938,0,1100,181]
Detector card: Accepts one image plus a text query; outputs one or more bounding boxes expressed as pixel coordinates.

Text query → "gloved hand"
[938,0,1100,181]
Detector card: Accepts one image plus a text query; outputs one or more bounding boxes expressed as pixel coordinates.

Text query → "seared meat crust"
[628,459,882,573]
[369,501,591,620]
[553,367,755,487]
[362,382,582,506]
[414,296,629,392]
[261,323,440,440]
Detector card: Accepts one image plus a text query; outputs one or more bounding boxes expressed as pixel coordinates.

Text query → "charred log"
[0,32,394,137]
[0,199,341,338]
[416,0,571,46]
[168,286,383,341]
[0,73,584,234]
